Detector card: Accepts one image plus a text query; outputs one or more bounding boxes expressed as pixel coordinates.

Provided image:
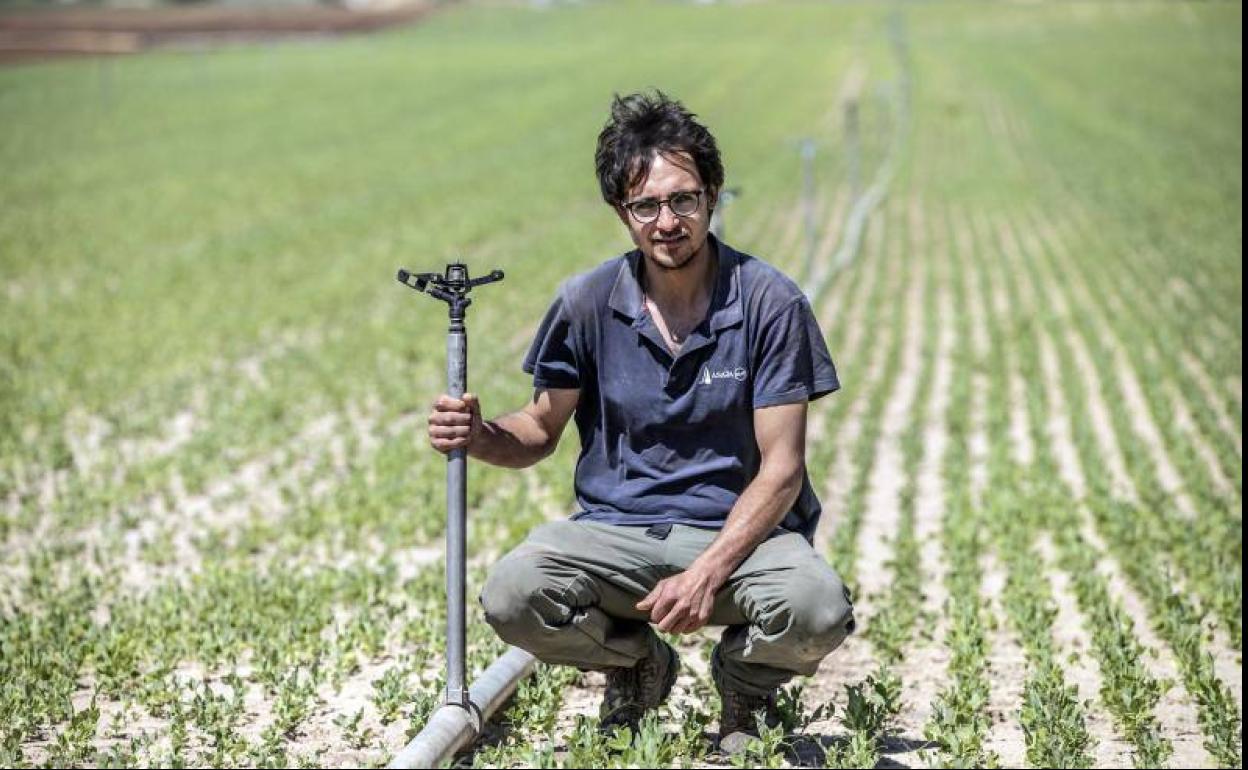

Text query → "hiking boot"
[717,683,782,756]
[598,639,680,733]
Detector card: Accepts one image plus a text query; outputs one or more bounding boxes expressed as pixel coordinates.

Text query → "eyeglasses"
[623,189,705,224]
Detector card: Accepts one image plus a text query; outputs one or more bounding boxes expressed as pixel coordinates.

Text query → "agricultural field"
[0,1,1241,768]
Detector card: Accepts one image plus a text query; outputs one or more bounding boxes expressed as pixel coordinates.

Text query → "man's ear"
[707,186,719,214]
[613,204,630,226]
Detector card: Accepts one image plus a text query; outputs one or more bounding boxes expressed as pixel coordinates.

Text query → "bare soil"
[1181,352,1242,452]
[1166,382,1235,498]
[854,206,925,602]
[815,212,901,557]
[876,199,958,769]
[0,1,436,64]
[979,550,1028,769]
[1036,534,1134,768]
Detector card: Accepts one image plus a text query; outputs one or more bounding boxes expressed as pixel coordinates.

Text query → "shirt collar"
[607,233,744,332]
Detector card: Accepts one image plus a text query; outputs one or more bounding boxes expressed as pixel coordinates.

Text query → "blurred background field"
[0,1,1241,767]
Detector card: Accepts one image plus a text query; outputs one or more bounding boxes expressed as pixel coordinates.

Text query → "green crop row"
[1016,209,1243,767]
[1039,209,1242,650]
[917,207,1001,770]
[991,209,1174,769]
[829,196,941,769]
[825,203,909,593]
[969,204,1096,769]
[867,205,936,668]
[803,212,883,483]
[904,7,1241,765]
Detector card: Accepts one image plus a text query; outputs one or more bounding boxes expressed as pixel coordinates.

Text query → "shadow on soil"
[454,701,941,769]
[789,732,941,768]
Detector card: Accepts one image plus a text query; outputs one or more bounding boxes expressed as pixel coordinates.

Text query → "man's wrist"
[469,417,547,469]
[689,552,734,590]
[468,419,516,466]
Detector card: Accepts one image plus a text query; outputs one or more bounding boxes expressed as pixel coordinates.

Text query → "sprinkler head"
[396,263,504,320]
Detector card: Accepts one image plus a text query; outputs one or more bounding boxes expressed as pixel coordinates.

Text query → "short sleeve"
[752,295,840,408]
[522,294,583,389]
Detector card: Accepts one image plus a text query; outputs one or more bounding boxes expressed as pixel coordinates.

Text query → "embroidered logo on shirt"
[699,365,748,386]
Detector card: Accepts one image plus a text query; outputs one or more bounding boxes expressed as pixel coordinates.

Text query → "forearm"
[691,461,804,584]
[468,410,556,469]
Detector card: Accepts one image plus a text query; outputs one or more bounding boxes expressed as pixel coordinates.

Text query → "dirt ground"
[0,1,436,64]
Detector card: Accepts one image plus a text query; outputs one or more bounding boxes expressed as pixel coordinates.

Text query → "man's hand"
[636,563,728,634]
[427,393,484,454]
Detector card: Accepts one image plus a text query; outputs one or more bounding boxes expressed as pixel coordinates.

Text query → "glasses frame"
[623,188,706,224]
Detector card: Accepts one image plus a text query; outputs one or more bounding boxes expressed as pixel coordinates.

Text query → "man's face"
[615,152,716,272]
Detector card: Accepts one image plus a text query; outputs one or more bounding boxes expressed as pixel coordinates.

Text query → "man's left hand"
[636,563,727,634]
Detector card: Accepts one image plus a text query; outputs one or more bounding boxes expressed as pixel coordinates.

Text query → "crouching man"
[426,91,855,754]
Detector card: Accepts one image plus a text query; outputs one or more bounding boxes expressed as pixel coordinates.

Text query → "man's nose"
[656,203,681,231]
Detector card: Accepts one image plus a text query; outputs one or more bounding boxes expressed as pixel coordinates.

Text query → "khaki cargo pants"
[479,519,856,696]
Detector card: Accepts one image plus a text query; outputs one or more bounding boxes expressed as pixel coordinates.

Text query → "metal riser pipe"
[387,647,537,769]
[393,264,510,769]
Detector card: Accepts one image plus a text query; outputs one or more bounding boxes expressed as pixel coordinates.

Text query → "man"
[426,91,854,754]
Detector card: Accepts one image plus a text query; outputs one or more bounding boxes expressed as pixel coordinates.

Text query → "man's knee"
[781,566,856,657]
[479,544,584,640]
[480,546,544,632]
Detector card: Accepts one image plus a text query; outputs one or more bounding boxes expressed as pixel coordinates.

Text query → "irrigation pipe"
[388,646,537,769]
[805,6,912,303]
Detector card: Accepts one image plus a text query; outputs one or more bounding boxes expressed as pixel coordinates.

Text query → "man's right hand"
[427,393,484,454]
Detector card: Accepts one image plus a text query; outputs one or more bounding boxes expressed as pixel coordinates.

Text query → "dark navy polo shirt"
[521,235,840,542]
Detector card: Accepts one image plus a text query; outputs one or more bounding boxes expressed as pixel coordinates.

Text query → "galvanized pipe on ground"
[387,647,537,769]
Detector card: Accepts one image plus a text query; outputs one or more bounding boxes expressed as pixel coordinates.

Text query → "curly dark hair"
[594,91,724,207]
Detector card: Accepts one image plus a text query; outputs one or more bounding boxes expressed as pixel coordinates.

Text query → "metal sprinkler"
[397,262,503,709]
